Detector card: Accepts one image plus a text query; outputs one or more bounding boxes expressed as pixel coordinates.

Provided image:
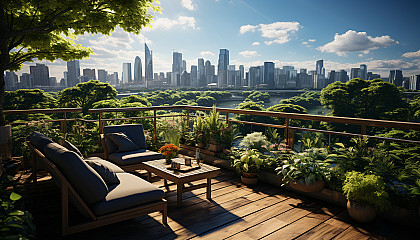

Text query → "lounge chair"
[28,132,167,236]
[100,124,164,171]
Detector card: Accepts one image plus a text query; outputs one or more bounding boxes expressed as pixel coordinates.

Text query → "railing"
[4,108,82,134]
[5,106,420,149]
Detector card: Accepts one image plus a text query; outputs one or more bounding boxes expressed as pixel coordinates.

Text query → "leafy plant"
[220,125,241,149]
[342,171,390,212]
[299,132,325,151]
[204,106,226,145]
[239,132,269,152]
[232,149,264,174]
[193,112,209,144]
[276,149,332,186]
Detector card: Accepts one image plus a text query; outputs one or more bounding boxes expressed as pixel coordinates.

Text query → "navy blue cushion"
[108,150,164,166]
[43,143,108,205]
[29,132,53,153]
[62,140,83,158]
[91,173,164,216]
[103,125,147,153]
[87,161,120,185]
[106,132,139,153]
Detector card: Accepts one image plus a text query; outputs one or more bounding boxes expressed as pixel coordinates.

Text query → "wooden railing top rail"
[89,105,420,131]
[4,108,82,115]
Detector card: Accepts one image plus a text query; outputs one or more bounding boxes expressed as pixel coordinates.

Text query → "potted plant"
[158,143,179,164]
[342,171,390,223]
[194,113,208,149]
[204,106,226,152]
[232,149,264,185]
[276,148,332,192]
[220,125,240,154]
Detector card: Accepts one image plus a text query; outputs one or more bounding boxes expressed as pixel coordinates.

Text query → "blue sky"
[20,0,420,80]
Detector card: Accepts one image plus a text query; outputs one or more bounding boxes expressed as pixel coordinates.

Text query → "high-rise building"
[83,68,96,80]
[367,72,380,80]
[339,70,349,82]
[360,64,367,80]
[239,65,244,86]
[350,68,361,80]
[171,52,182,87]
[282,66,297,88]
[30,63,50,86]
[227,65,236,86]
[297,68,311,89]
[5,72,18,90]
[191,65,198,87]
[122,63,132,84]
[217,49,229,87]
[49,77,57,86]
[66,60,80,87]
[263,62,275,88]
[182,60,187,73]
[410,75,420,90]
[205,60,212,84]
[97,69,107,82]
[20,73,34,88]
[198,58,206,87]
[249,66,263,87]
[145,43,153,87]
[180,71,190,87]
[134,56,142,84]
[389,70,403,87]
[316,60,323,75]
[107,72,119,85]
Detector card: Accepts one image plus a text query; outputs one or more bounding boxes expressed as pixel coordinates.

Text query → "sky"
[19,0,420,80]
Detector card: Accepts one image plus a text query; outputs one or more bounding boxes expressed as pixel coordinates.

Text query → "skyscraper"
[20,73,34,88]
[30,63,50,86]
[5,72,18,90]
[263,62,275,88]
[98,69,107,82]
[66,60,80,87]
[172,52,182,86]
[134,56,142,84]
[350,68,361,80]
[217,49,229,87]
[239,65,244,86]
[122,63,132,84]
[182,60,187,73]
[83,68,96,80]
[198,58,206,87]
[360,64,367,80]
[191,65,198,87]
[410,75,420,90]
[316,60,323,75]
[145,43,153,87]
[389,70,403,87]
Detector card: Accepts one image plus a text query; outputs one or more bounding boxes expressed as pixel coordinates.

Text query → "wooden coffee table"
[142,158,220,207]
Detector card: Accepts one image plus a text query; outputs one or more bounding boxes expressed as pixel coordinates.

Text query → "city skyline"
[15,0,420,80]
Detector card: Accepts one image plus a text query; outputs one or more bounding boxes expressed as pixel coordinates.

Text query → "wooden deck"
[19,169,416,240]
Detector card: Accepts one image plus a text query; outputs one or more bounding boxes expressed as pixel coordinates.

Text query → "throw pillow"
[87,161,120,185]
[62,140,83,158]
[106,132,140,152]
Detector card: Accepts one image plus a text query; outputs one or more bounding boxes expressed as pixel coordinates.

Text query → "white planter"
[0,125,12,160]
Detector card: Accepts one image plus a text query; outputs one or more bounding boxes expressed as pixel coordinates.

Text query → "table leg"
[206,178,211,200]
[177,183,183,207]
[147,171,151,181]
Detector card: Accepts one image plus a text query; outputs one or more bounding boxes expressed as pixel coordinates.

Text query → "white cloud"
[181,0,195,10]
[402,49,420,58]
[358,54,364,57]
[239,50,258,58]
[239,22,301,45]
[251,41,260,46]
[200,51,215,57]
[146,16,197,31]
[240,25,258,34]
[302,41,308,45]
[308,39,316,42]
[317,30,398,56]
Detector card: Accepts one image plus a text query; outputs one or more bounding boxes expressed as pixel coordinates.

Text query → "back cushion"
[29,132,54,153]
[103,124,147,153]
[44,143,108,205]
[62,140,83,158]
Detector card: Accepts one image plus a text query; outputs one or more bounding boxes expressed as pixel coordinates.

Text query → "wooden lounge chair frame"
[28,142,167,236]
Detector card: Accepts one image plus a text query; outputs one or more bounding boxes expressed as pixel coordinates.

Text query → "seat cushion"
[29,132,54,153]
[62,140,83,158]
[91,173,165,216]
[43,143,108,205]
[86,161,121,185]
[84,158,125,173]
[108,149,164,166]
[106,132,139,152]
[103,124,147,154]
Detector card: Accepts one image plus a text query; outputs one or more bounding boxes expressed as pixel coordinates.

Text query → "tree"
[245,91,270,103]
[0,0,160,126]
[58,80,117,112]
[321,78,410,121]
[120,95,151,107]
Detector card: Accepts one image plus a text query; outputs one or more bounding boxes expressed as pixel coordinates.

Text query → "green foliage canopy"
[0,0,160,125]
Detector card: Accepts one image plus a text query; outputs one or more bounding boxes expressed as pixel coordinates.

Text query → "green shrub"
[239,132,269,152]
[342,171,390,211]
[232,149,265,174]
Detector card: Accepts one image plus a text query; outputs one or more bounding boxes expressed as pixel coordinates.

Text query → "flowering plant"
[159,143,179,164]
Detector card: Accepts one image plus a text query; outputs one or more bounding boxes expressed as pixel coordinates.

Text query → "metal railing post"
[153,109,157,142]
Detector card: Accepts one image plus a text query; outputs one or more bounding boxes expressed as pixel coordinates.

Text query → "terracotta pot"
[197,142,206,149]
[209,144,223,152]
[346,200,377,223]
[289,180,325,192]
[0,125,12,160]
[241,172,258,185]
